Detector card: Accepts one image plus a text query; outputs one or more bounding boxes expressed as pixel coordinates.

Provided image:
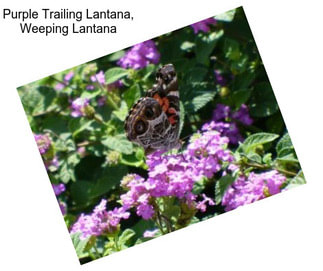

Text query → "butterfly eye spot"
[134,120,147,135]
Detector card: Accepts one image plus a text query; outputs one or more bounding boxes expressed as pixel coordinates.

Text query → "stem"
[95,76,119,111]
[161,214,174,233]
[93,113,108,126]
[93,244,101,258]
[243,161,297,177]
[114,234,120,251]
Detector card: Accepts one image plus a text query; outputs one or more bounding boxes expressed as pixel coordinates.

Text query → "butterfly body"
[125,64,181,154]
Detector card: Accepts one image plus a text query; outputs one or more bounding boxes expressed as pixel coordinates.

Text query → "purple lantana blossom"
[71,199,130,239]
[190,17,217,34]
[52,183,65,196]
[117,40,160,69]
[34,134,51,155]
[202,104,253,145]
[120,130,233,219]
[87,70,123,92]
[214,69,227,86]
[222,170,286,211]
[70,97,90,117]
[196,194,215,212]
[55,70,74,90]
[90,70,106,85]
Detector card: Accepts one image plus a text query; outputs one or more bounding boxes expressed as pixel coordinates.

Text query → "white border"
[0,0,322,270]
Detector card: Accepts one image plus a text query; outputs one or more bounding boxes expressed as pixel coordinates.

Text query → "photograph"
[17,6,306,264]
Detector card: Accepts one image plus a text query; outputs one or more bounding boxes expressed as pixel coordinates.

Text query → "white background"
[0,0,322,270]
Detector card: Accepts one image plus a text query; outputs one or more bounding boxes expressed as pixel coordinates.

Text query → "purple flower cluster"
[190,17,217,34]
[55,71,74,90]
[70,97,90,118]
[52,184,66,215]
[214,69,227,86]
[34,134,51,155]
[52,183,65,196]
[202,104,253,145]
[34,133,59,171]
[120,130,232,220]
[222,170,286,211]
[71,199,130,240]
[117,40,160,69]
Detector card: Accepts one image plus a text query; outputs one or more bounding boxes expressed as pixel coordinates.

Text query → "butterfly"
[124,64,181,155]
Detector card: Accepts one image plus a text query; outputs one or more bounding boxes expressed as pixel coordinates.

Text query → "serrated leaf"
[101,134,133,154]
[185,91,216,113]
[118,229,135,247]
[246,152,262,163]
[276,133,292,154]
[276,153,299,164]
[241,132,279,154]
[285,171,306,190]
[105,67,129,85]
[70,233,91,258]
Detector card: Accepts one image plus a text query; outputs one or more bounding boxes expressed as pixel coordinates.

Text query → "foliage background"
[17,7,305,264]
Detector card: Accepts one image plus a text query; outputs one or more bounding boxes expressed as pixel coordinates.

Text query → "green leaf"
[276,133,292,154]
[263,153,273,165]
[90,165,127,198]
[185,91,216,113]
[232,89,251,108]
[69,118,94,138]
[70,233,91,259]
[285,170,306,190]
[214,8,236,22]
[232,72,255,91]
[249,82,279,117]
[183,67,208,83]
[107,50,125,61]
[180,41,195,51]
[59,161,75,183]
[80,89,101,99]
[120,153,146,168]
[105,67,129,85]
[20,86,56,115]
[241,132,279,154]
[179,101,185,137]
[101,134,133,154]
[118,229,135,248]
[224,38,240,61]
[246,152,262,164]
[70,181,93,204]
[123,84,141,108]
[131,219,156,240]
[112,101,128,121]
[195,30,223,64]
[215,175,236,205]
